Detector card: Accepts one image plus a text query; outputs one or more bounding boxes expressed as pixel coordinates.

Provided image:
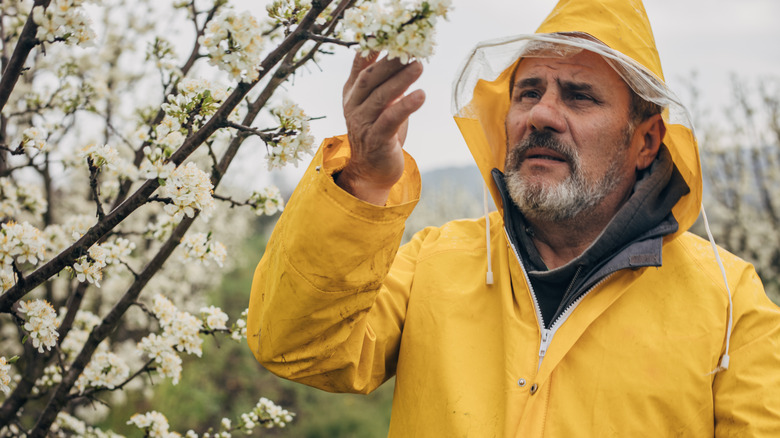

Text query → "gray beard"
[504,131,625,222]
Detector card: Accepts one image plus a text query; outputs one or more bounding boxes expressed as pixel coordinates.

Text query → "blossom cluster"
[74,351,130,393]
[199,10,266,83]
[230,309,248,342]
[158,162,216,221]
[147,37,183,80]
[20,126,49,152]
[265,99,315,169]
[180,232,227,267]
[70,238,135,287]
[200,305,229,331]
[78,143,120,170]
[0,177,48,219]
[0,221,46,268]
[32,0,97,46]
[18,299,60,353]
[33,364,63,396]
[240,397,295,431]
[137,295,204,384]
[127,411,177,438]
[1,221,46,290]
[248,186,284,216]
[0,356,13,395]
[266,0,312,26]
[340,0,452,64]
[161,78,228,129]
[139,146,176,180]
[53,412,123,437]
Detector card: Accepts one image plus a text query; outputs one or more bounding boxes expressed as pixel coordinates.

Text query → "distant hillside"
[404,165,491,241]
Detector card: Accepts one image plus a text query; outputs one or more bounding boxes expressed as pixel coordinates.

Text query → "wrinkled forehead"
[511,45,630,94]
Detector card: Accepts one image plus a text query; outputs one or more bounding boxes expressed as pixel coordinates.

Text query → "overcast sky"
[232,0,780,188]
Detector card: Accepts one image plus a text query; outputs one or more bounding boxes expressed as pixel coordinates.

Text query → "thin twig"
[223,120,276,143]
[303,31,356,47]
[212,193,252,209]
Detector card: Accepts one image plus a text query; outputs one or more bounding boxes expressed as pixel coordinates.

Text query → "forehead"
[513,50,627,91]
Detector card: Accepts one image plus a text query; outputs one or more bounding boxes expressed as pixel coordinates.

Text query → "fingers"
[344,51,378,94]
[345,61,423,128]
[344,55,422,112]
[373,89,426,140]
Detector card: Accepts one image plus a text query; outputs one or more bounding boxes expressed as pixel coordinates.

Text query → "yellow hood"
[452,0,702,237]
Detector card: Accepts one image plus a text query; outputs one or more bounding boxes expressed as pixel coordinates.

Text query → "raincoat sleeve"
[247,135,422,394]
[712,263,780,435]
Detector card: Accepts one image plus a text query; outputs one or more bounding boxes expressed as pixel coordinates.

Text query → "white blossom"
[180,232,226,267]
[18,299,60,353]
[78,143,120,170]
[128,411,178,437]
[0,221,46,271]
[139,146,176,180]
[138,333,183,385]
[265,100,315,169]
[340,0,451,64]
[59,309,102,360]
[199,10,265,83]
[0,356,13,395]
[166,311,203,357]
[75,351,130,393]
[161,78,228,128]
[145,214,179,242]
[32,0,97,46]
[0,266,15,292]
[9,181,48,218]
[159,162,216,221]
[240,397,294,432]
[248,186,284,216]
[101,237,136,265]
[230,309,248,342]
[62,214,96,240]
[200,305,228,330]
[20,126,49,152]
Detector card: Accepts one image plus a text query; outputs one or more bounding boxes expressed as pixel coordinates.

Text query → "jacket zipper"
[536,274,612,369]
[505,228,613,370]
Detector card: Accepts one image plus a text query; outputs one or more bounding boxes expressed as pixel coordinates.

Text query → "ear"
[632,114,666,170]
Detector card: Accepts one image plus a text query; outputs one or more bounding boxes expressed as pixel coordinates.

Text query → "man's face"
[504,50,639,222]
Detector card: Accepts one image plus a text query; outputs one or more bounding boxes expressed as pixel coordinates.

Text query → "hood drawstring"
[701,206,733,373]
[484,183,494,285]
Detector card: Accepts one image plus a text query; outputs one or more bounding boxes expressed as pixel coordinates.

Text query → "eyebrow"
[557,79,595,93]
[515,77,543,89]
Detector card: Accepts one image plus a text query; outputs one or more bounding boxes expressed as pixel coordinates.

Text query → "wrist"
[334,166,394,206]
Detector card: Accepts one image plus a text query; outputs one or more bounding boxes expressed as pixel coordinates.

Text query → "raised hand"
[336,51,426,205]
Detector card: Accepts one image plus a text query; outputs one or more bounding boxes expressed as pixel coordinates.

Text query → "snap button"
[517,378,526,387]
[529,383,539,395]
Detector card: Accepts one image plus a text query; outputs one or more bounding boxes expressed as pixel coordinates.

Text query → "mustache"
[509,131,577,165]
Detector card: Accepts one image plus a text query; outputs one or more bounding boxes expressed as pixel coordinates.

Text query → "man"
[248,0,780,436]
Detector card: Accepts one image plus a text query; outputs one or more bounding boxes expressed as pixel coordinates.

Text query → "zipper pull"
[539,329,551,359]
[537,329,552,370]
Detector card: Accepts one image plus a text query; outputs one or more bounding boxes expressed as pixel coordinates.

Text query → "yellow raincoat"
[249,0,780,435]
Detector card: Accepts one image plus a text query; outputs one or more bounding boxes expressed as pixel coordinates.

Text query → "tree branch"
[87,158,106,221]
[0,0,51,113]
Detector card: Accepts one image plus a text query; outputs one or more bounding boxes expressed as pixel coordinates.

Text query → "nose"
[527,93,566,133]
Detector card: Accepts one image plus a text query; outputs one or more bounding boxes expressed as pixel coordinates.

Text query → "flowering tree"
[696,76,780,302]
[0,0,450,435]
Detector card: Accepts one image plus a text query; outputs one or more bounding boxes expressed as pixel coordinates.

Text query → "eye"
[514,89,541,102]
[570,92,594,102]
[564,90,599,105]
